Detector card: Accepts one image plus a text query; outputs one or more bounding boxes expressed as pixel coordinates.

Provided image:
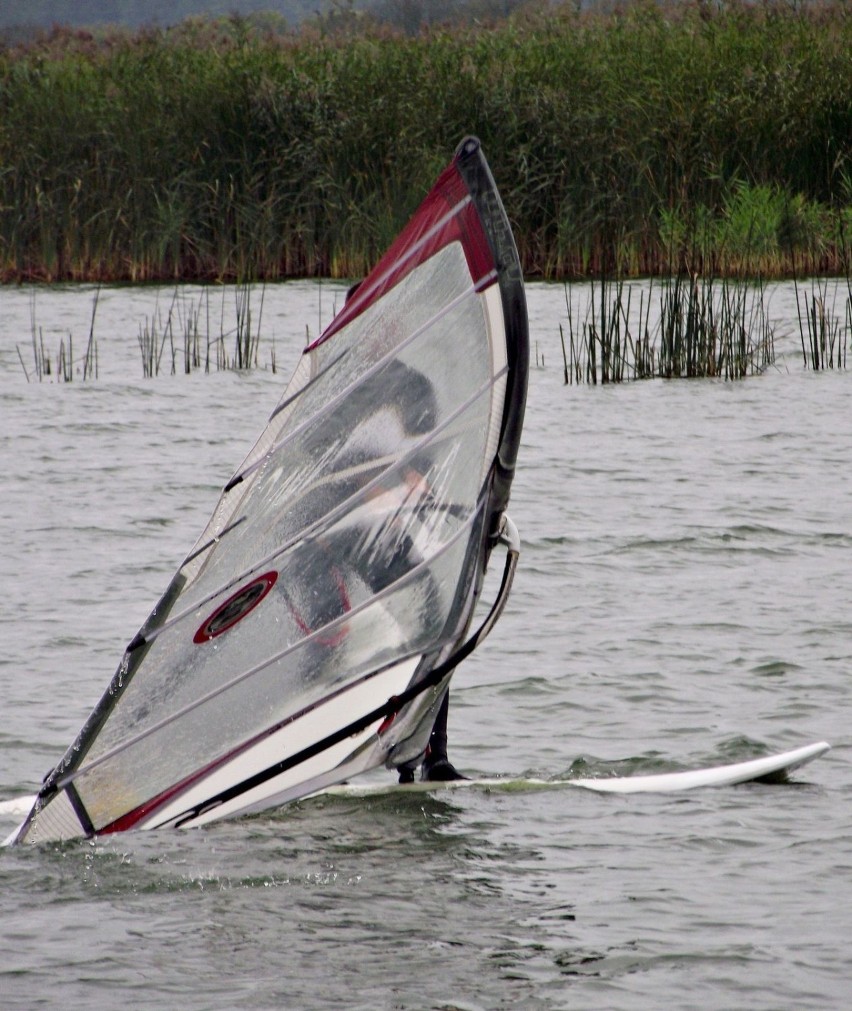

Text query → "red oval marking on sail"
[193,572,278,644]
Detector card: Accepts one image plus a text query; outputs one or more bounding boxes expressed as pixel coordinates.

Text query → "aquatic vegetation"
[657,274,775,380]
[18,282,273,381]
[794,277,850,371]
[0,1,850,282]
[136,282,269,376]
[16,287,99,382]
[559,271,777,384]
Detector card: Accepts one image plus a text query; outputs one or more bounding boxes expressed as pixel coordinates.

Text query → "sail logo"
[193,572,279,644]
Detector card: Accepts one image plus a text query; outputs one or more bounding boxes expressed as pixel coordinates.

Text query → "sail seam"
[58,499,486,788]
[131,366,506,649]
[228,267,497,493]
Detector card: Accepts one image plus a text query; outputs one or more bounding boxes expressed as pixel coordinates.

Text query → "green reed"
[561,272,641,384]
[794,278,849,371]
[136,283,269,376]
[17,286,100,382]
[1,1,850,283]
[21,324,89,382]
[560,270,776,385]
[658,274,775,380]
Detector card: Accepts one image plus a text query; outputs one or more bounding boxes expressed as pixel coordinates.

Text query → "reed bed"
[1,1,851,283]
[17,287,99,381]
[136,282,270,376]
[794,277,851,371]
[18,282,274,381]
[560,272,776,384]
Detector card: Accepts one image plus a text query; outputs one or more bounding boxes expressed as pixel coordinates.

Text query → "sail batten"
[13,137,529,845]
[225,268,498,498]
[57,500,487,794]
[110,366,506,660]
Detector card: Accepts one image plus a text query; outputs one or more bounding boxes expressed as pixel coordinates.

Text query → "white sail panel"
[14,137,528,844]
[73,367,498,757]
[69,513,486,829]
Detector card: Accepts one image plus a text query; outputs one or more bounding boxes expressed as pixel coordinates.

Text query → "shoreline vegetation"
[1,1,851,286]
[16,274,850,385]
[17,281,277,381]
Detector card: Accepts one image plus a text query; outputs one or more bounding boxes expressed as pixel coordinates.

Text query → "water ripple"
[1,282,850,1010]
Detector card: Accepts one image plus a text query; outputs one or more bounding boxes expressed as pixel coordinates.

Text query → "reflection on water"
[1,281,851,1009]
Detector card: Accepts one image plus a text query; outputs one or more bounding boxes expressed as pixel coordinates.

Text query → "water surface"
[1,281,849,1009]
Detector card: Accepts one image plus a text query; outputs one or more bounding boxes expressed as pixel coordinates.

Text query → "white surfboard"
[1,741,830,842]
[322,740,831,797]
[568,740,830,794]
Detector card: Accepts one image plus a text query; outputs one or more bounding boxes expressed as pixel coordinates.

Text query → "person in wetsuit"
[339,281,466,784]
[345,358,465,784]
[307,283,467,783]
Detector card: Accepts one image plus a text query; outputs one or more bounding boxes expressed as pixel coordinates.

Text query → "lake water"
[1,280,850,1009]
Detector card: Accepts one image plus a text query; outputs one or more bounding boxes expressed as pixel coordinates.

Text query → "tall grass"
[17,287,100,381]
[657,274,775,379]
[560,271,776,384]
[1,1,850,283]
[794,277,850,370]
[136,282,270,376]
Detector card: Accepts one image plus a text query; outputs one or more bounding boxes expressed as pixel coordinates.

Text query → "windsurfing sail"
[12,136,529,845]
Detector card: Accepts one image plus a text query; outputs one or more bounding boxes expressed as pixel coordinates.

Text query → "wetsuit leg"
[427,691,450,760]
[396,692,448,784]
[421,691,468,781]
